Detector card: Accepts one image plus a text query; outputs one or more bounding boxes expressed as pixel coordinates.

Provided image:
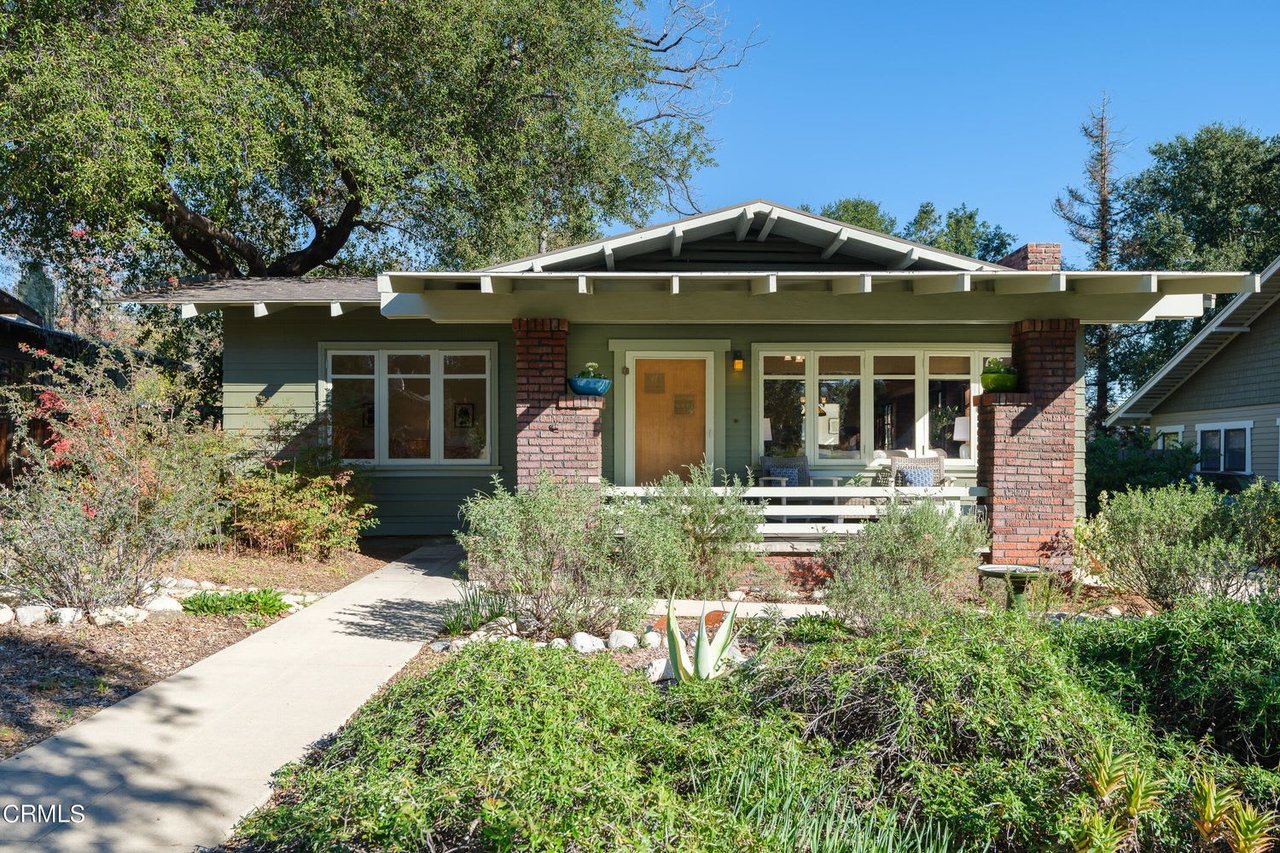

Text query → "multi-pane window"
[756,347,1004,467]
[326,348,491,465]
[1197,423,1251,474]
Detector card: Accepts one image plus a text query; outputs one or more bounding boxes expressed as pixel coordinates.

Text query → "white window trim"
[751,343,1010,470]
[318,342,498,469]
[1195,420,1253,475]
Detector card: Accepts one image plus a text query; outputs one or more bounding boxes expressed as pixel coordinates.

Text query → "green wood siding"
[223,306,515,535]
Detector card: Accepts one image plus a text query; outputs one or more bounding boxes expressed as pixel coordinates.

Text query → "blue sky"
[680,0,1280,267]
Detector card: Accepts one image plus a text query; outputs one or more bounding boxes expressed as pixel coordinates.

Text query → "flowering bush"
[226,452,377,558]
[0,347,239,610]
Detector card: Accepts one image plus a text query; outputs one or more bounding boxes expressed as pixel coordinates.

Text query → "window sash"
[1196,423,1252,475]
[325,347,492,467]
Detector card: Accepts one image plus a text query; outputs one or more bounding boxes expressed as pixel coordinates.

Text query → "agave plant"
[666,596,739,682]
[1071,809,1129,853]
[1084,741,1134,805]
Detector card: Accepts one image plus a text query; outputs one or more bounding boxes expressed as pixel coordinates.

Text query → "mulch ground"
[1,538,433,760]
[173,536,434,593]
[0,616,255,759]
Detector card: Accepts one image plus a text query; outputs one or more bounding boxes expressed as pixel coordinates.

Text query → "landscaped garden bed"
[224,471,1280,852]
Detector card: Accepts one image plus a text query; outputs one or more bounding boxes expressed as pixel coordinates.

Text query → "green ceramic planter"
[980,371,1019,393]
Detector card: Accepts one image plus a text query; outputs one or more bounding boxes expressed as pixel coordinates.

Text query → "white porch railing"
[605,485,987,552]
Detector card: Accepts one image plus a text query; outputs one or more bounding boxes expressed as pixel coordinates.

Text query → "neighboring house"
[1110,254,1280,484]
[129,201,1251,570]
[0,289,89,479]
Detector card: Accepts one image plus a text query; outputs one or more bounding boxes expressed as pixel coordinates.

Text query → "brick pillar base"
[513,318,603,487]
[977,319,1079,573]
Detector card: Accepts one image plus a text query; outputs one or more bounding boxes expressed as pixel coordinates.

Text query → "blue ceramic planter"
[568,376,612,396]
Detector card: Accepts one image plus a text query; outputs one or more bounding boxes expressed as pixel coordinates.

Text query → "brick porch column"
[512,318,604,487]
[976,319,1080,573]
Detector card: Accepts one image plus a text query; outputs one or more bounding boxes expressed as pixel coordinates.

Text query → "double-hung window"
[325,346,493,466]
[1196,421,1251,474]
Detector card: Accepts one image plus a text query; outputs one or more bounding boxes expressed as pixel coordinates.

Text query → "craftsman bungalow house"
[132,201,1254,571]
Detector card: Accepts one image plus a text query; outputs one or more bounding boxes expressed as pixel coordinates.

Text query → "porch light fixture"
[732,350,744,371]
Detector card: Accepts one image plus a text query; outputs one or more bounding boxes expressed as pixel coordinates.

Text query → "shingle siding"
[1150,405,1280,483]
[1158,296,1280,414]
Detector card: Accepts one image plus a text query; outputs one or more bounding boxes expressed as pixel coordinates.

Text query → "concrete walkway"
[0,541,463,852]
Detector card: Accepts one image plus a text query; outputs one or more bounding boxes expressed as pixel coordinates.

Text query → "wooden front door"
[633,357,708,484]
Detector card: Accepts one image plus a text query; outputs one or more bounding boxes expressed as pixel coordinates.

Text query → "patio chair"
[888,449,953,488]
[759,455,810,487]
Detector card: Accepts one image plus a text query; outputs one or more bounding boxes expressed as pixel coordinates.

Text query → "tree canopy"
[810,197,1015,263]
[0,0,750,289]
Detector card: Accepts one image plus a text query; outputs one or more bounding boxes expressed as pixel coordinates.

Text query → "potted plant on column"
[980,357,1019,392]
[569,362,611,396]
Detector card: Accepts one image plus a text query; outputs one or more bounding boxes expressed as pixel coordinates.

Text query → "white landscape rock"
[1105,606,1123,618]
[143,595,184,619]
[646,657,674,683]
[606,630,638,651]
[0,604,13,625]
[199,580,216,590]
[429,640,451,653]
[726,590,746,602]
[15,605,50,626]
[570,633,605,654]
[51,607,82,625]
[0,587,21,608]
[89,606,149,628]
[548,637,569,650]
[173,578,199,590]
[641,630,663,649]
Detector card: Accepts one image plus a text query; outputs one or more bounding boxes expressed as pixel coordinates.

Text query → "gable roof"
[484,200,1007,274]
[1107,254,1280,425]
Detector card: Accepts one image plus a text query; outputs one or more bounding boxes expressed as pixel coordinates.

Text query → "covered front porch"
[374,201,1253,572]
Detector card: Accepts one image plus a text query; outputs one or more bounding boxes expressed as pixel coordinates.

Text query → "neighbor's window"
[1197,423,1250,474]
[1154,427,1183,450]
[326,348,491,465]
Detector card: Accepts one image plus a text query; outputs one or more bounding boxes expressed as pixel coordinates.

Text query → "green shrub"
[1086,432,1198,516]
[819,501,988,631]
[458,474,656,638]
[0,348,238,610]
[631,462,764,597]
[1227,478,1280,569]
[182,588,290,617]
[1076,481,1253,609]
[708,749,980,852]
[1059,597,1280,766]
[742,613,1244,850]
[227,453,377,559]
[439,582,512,637]
[236,643,765,851]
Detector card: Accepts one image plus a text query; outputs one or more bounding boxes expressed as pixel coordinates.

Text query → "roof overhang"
[1108,254,1280,426]
[379,269,1257,325]
[114,276,381,318]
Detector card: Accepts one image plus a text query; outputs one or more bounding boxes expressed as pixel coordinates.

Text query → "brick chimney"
[997,243,1061,271]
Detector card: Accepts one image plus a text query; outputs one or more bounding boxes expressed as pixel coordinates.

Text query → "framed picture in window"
[454,402,475,429]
